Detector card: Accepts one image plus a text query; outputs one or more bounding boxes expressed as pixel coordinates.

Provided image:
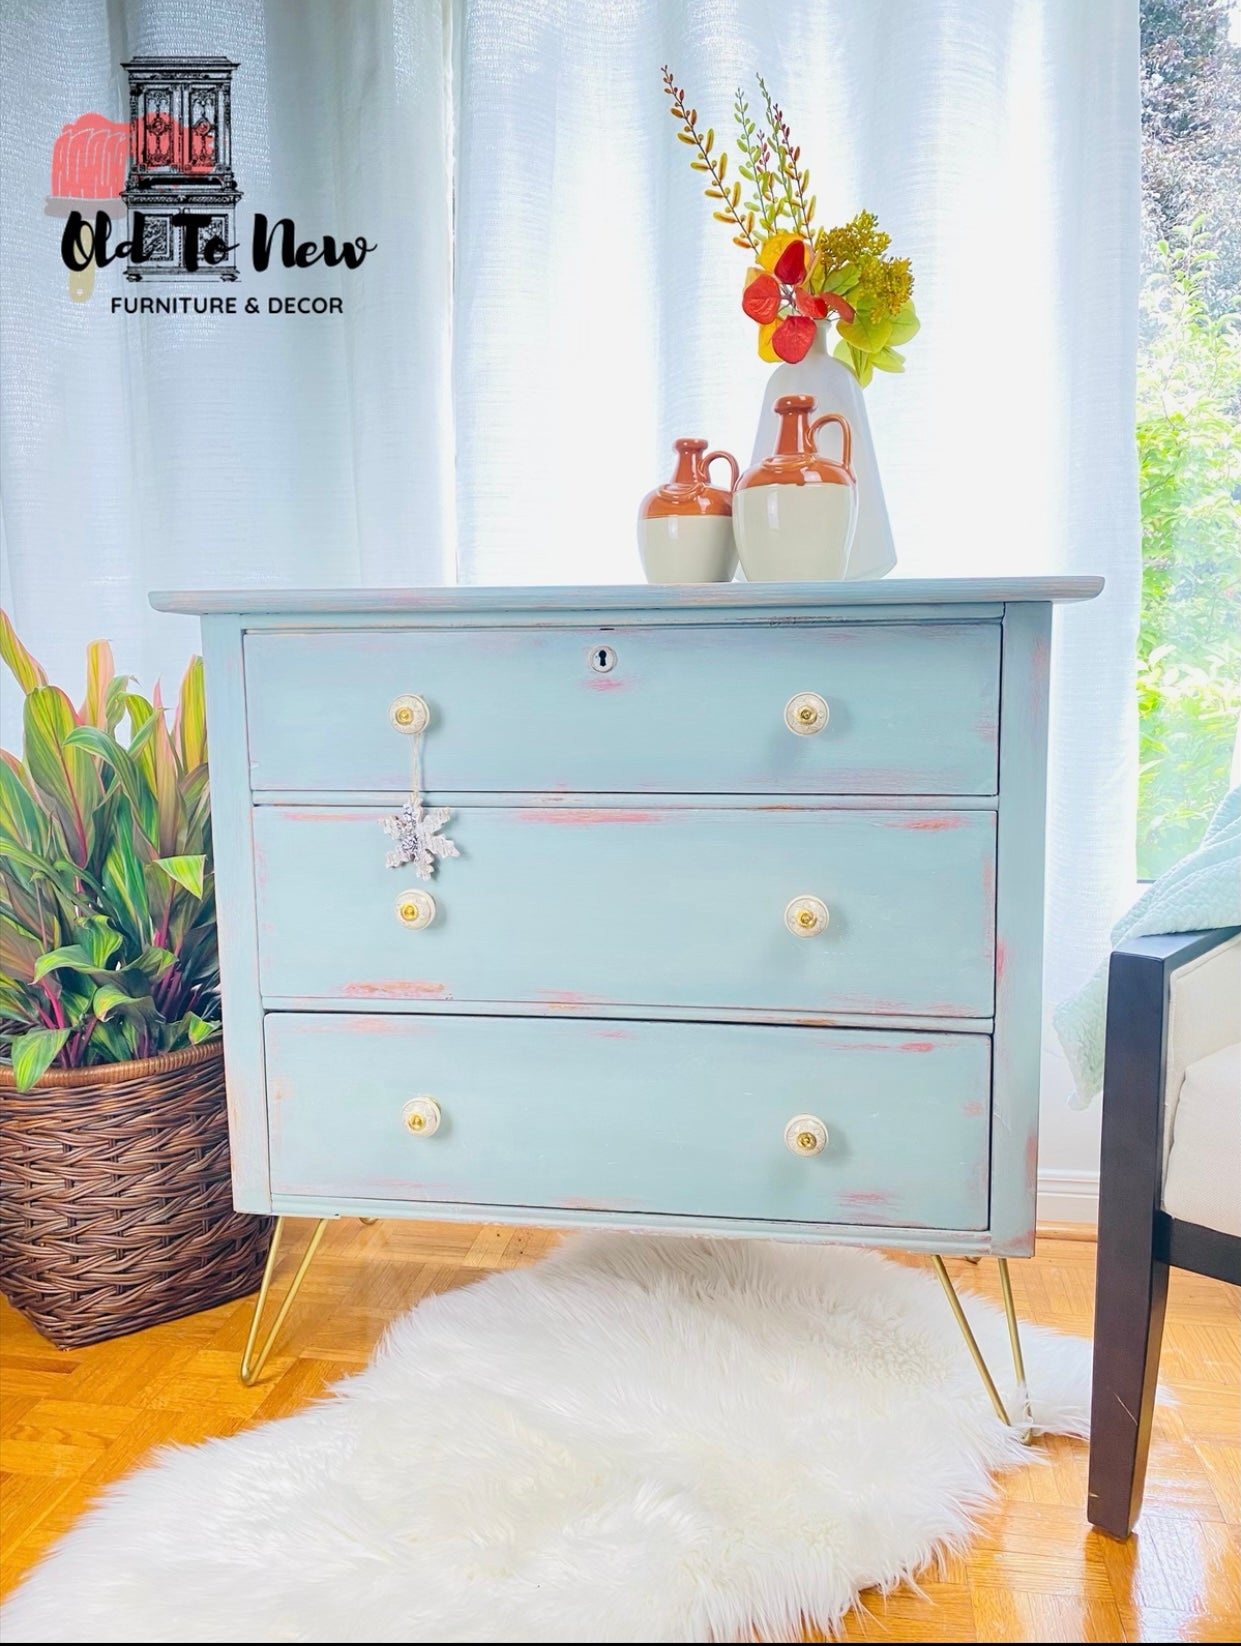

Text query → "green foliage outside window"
[1136,224,1241,878]
[1138,1,1241,879]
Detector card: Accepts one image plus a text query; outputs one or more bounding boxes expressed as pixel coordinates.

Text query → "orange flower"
[741,235,854,363]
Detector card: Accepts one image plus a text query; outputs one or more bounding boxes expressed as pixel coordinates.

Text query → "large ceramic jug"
[751,329,894,577]
[733,395,857,583]
[638,438,739,584]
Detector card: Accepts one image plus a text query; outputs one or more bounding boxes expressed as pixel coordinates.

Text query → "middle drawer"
[254,805,996,1018]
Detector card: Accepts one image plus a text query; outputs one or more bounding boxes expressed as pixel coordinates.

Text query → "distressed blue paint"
[244,623,1000,796]
[151,576,1102,617]
[267,1194,999,1254]
[989,603,1053,1256]
[199,616,271,1211]
[266,1014,991,1230]
[157,580,1100,1252]
[253,805,997,1018]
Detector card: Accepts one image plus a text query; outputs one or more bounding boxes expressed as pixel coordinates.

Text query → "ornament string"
[381,719,460,881]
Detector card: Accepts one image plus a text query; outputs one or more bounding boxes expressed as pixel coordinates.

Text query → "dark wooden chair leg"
[1087,941,1171,1539]
[1087,928,1241,1538]
[1089,1224,1169,1537]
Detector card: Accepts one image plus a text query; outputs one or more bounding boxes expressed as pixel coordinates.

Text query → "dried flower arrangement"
[662,68,920,383]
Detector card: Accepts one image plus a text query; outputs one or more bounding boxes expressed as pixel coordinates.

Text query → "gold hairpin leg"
[931,1255,1034,1442]
[997,1257,1034,1442]
[931,1255,1011,1425]
[239,1216,328,1386]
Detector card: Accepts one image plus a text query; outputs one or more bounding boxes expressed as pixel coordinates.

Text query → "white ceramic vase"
[750,329,895,579]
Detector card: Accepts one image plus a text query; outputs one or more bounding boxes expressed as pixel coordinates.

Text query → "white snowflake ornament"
[382,801,460,881]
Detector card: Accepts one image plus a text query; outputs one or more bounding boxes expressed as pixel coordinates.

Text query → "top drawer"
[244,622,1000,795]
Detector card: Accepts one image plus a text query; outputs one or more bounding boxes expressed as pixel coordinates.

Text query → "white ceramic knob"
[395,888,437,928]
[785,1115,829,1156]
[784,692,829,736]
[784,895,830,938]
[402,1096,441,1136]
[389,694,430,734]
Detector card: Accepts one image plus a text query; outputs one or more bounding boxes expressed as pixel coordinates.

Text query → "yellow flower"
[869,257,914,316]
[816,210,891,268]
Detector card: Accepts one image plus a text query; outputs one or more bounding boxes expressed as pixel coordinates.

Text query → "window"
[1137,0,1241,878]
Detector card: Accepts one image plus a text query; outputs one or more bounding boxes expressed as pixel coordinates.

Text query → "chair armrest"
[1104,928,1241,1185]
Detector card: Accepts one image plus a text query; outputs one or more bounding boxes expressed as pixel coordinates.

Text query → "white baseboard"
[1037,1168,1099,1227]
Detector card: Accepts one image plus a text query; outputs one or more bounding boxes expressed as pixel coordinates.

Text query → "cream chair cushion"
[1162,1041,1241,1238]
[1162,934,1241,1173]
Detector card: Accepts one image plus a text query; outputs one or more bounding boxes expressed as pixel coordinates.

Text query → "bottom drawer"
[266,1014,991,1230]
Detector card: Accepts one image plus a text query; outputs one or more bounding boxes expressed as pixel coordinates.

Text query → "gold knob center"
[394,705,414,726]
[400,902,420,923]
[797,1131,817,1152]
[797,908,816,928]
[407,1112,426,1131]
[798,705,816,723]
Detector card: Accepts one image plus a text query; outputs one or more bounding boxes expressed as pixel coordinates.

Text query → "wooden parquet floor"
[1,1222,1237,1642]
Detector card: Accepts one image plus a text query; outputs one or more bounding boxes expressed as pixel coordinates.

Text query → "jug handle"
[704,450,739,492]
[809,414,852,473]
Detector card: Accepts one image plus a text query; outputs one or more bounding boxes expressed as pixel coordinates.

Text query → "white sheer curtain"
[2,0,1138,1185]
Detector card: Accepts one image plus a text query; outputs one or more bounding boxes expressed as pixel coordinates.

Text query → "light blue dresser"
[152,580,1100,1265]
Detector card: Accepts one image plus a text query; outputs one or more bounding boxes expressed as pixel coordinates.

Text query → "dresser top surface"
[151,576,1103,617]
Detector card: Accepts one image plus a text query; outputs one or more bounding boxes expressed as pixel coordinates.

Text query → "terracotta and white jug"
[751,330,894,577]
[733,395,857,582]
[638,438,739,584]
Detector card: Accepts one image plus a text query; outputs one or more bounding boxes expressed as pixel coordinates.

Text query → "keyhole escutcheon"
[589,644,617,674]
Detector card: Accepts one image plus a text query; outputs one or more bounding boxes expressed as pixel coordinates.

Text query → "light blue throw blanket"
[1054,786,1241,1106]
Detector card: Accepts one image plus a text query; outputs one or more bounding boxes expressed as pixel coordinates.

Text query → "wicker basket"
[0,1043,271,1348]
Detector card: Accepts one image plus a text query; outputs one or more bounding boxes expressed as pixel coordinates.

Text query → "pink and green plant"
[0,613,219,1089]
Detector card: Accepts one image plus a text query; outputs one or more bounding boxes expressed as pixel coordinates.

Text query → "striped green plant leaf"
[101,800,151,942]
[0,752,45,849]
[33,944,97,982]
[64,725,158,842]
[184,1013,219,1044]
[176,655,207,770]
[23,686,99,863]
[11,1027,70,1090]
[104,674,133,733]
[0,911,47,983]
[149,690,180,858]
[91,982,156,1021]
[0,609,48,694]
[153,854,205,899]
[126,694,159,782]
[130,946,175,980]
[81,640,115,729]
[0,976,37,1018]
[77,915,124,969]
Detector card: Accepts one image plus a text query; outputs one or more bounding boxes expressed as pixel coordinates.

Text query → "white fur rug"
[2,1235,1090,1644]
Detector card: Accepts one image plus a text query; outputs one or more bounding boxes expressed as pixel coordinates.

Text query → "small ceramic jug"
[638,438,739,584]
[733,395,857,582]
